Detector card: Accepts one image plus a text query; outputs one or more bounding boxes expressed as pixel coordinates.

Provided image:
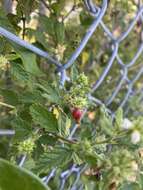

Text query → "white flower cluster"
[122,118,133,130]
[122,118,140,144]
[131,130,141,145]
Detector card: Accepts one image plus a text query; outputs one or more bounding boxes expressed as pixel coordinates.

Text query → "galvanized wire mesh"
[0,0,143,189]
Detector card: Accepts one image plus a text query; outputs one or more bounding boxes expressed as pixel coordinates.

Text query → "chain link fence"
[0,0,143,189]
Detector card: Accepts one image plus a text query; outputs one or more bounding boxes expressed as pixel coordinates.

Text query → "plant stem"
[47,132,77,144]
[0,101,15,109]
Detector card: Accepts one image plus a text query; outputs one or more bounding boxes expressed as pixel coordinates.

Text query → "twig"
[0,101,15,109]
[40,0,52,13]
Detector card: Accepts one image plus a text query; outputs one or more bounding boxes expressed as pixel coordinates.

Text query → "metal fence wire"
[0,0,143,189]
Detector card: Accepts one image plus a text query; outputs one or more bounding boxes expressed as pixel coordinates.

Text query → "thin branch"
[0,101,15,109]
[46,132,77,144]
[62,5,76,22]
[40,0,53,13]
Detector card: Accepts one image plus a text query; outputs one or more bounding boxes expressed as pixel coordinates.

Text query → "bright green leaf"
[35,146,72,173]
[17,49,42,75]
[0,158,47,190]
[30,104,58,132]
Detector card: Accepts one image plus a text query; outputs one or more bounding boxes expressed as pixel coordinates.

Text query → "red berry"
[71,108,83,123]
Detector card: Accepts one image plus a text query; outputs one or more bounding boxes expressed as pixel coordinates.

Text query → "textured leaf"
[38,16,54,37]
[55,22,65,44]
[38,134,57,146]
[19,90,42,104]
[58,112,71,137]
[36,146,72,173]
[10,62,30,84]
[0,89,19,106]
[37,83,62,104]
[12,117,32,141]
[100,106,113,136]
[0,158,47,190]
[115,107,123,128]
[17,49,42,75]
[30,104,58,132]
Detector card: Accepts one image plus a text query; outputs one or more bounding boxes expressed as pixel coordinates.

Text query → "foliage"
[0,0,143,190]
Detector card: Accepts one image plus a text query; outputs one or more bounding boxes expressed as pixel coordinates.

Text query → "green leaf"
[12,117,32,141]
[115,107,123,128]
[58,112,71,137]
[100,106,113,136]
[71,64,79,82]
[38,134,57,146]
[79,152,97,166]
[55,22,65,44]
[138,174,143,189]
[0,89,19,106]
[10,62,30,84]
[0,8,14,31]
[19,90,42,104]
[36,146,72,173]
[119,183,140,190]
[51,1,65,17]
[16,0,38,20]
[0,158,47,190]
[80,11,93,27]
[7,13,21,32]
[16,49,42,75]
[38,16,54,37]
[30,104,58,132]
[37,83,62,105]
[6,53,20,61]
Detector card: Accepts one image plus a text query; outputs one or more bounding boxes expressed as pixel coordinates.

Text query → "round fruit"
[71,108,83,123]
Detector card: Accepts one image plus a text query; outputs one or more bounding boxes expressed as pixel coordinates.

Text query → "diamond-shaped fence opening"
[0,0,143,189]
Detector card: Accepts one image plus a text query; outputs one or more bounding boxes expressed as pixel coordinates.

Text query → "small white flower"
[131,130,141,144]
[122,118,133,130]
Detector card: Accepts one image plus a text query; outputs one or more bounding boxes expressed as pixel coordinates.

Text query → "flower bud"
[18,138,35,155]
[122,118,133,130]
[131,130,141,144]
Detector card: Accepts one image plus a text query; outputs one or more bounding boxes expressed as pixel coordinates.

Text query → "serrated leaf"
[37,83,61,104]
[35,146,72,173]
[30,104,58,132]
[19,90,42,104]
[10,62,30,83]
[0,158,47,190]
[0,89,19,106]
[12,117,32,141]
[58,112,71,137]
